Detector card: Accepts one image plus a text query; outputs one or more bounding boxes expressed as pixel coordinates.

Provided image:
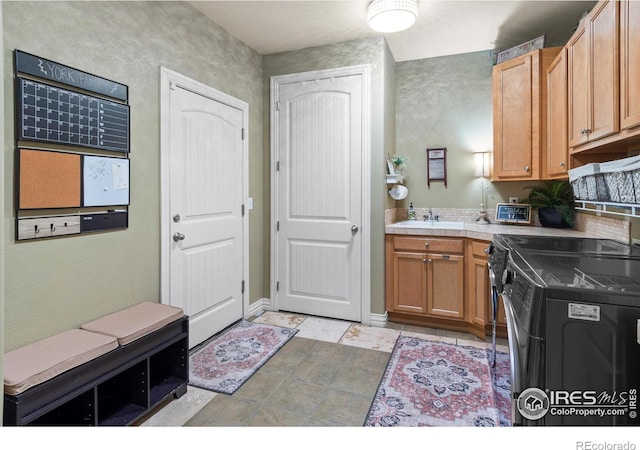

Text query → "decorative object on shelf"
[494,203,532,225]
[367,0,418,33]
[386,154,407,185]
[389,154,409,174]
[388,184,408,200]
[427,147,447,187]
[474,151,491,224]
[523,180,576,228]
[496,34,546,64]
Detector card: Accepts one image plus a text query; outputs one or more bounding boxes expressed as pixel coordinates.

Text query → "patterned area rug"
[365,336,511,427]
[489,348,512,427]
[189,319,298,394]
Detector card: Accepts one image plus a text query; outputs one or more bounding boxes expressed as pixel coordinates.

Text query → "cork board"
[19,149,81,209]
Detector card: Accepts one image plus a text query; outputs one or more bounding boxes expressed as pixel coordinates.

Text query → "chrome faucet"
[424,208,439,222]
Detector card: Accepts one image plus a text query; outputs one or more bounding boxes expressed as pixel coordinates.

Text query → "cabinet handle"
[424,242,430,248]
[524,165,530,172]
[560,162,565,167]
[581,128,591,135]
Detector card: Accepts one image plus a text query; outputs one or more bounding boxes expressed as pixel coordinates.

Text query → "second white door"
[272,67,369,322]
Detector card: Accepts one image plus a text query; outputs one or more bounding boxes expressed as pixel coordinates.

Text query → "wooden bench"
[3,302,189,426]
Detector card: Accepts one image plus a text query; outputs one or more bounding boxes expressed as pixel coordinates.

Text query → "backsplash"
[386,208,631,243]
[574,212,630,241]
[388,207,497,224]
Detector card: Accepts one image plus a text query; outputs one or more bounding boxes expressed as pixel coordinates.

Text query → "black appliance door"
[546,298,640,426]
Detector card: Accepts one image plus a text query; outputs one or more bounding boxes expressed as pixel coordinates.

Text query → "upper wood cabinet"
[545,48,569,178]
[492,47,561,181]
[568,0,620,149]
[621,0,640,130]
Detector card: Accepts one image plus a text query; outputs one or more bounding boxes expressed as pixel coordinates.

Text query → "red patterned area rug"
[365,336,511,427]
[189,320,298,394]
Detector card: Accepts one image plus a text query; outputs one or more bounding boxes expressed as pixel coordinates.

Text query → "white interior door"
[272,67,370,323]
[161,69,248,348]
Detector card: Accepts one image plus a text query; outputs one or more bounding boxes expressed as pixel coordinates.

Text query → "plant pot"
[538,207,571,228]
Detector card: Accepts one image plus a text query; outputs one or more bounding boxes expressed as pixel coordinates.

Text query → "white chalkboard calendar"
[18,77,130,153]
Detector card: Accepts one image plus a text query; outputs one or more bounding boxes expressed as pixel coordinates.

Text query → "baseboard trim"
[248,301,387,328]
[369,311,388,328]
[246,298,271,318]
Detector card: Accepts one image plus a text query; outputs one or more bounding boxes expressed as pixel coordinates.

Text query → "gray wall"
[264,37,393,316]
[2,1,264,350]
[395,50,535,212]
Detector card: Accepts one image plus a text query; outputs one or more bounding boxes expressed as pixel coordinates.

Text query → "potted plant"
[523,180,576,228]
[390,154,409,174]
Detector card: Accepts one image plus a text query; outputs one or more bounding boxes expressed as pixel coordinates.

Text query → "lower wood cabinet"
[386,235,465,329]
[466,239,507,338]
[386,234,505,339]
[427,254,464,319]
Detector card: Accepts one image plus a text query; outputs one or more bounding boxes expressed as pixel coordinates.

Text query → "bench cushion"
[80,302,184,346]
[4,329,119,396]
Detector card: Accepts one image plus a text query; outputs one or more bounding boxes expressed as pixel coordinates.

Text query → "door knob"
[351,225,359,235]
[173,232,185,243]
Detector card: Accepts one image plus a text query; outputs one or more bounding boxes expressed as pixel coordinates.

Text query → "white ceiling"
[188,0,597,62]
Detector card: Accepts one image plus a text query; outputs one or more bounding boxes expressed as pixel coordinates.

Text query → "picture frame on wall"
[426,147,447,187]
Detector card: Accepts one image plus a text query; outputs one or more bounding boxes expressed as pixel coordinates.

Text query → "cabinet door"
[468,254,490,328]
[391,251,427,314]
[589,0,619,142]
[621,0,640,130]
[546,48,569,178]
[569,0,619,147]
[568,23,590,147]
[493,53,536,179]
[426,254,464,320]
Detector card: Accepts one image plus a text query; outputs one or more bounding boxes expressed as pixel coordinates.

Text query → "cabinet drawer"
[393,236,464,253]
[471,240,491,258]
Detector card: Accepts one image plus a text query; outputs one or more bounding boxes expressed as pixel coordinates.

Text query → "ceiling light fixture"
[368,0,418,33]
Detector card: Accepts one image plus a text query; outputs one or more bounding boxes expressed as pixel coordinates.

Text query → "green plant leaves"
[523,180,576,227]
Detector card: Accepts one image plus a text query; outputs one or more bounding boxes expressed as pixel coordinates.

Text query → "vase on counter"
[538,207,571,228]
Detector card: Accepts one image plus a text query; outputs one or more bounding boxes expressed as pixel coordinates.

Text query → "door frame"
[269,65,372,325]
[159,67,250,318]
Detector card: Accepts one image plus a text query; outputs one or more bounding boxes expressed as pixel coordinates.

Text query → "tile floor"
[139,311,509,427]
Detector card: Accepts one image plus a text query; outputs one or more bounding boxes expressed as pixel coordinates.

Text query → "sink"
[391,220,465,230]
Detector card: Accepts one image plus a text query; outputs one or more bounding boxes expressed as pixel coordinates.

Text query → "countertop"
[385,221,595,242]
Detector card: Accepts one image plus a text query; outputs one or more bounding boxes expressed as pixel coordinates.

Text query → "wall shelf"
[575,200,640,219]
[386,174,404,184]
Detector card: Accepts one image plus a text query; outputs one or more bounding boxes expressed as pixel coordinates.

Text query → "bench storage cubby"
[3,303,189,426]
